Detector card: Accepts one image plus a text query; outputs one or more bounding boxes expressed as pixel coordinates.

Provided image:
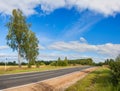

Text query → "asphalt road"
[0,66,92,90]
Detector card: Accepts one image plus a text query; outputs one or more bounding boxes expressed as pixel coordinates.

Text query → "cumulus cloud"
[40,0,66,13]
[67,0,120,16]
[49,41,97,52]
[0,0,120,16]
[40,0,120,16]
[97,43,120,56]
[0,0,40,16]
[48,40,120,57]
[0,46,9,50]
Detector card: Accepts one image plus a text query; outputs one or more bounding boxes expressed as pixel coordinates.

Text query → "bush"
[57,60,68,66]
[36,62,40,68]
[39,62,45,65]
[109,55,120,85]
[50,61,57,66]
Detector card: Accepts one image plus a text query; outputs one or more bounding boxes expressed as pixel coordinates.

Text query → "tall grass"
[66,67,120,91]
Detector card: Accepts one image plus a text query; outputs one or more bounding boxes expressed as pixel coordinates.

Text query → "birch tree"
[6,9,30,68]
[23,30,39,68]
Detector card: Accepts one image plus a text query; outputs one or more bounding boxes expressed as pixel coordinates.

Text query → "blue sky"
[0,0,120,62]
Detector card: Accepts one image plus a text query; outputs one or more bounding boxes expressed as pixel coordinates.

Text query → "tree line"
[50,57,94,66]
[0,57,94,67]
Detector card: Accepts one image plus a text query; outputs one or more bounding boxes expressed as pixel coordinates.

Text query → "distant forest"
[0,58,94,66]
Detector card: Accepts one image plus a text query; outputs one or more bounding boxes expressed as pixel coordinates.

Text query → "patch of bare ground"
[4,67,98,91]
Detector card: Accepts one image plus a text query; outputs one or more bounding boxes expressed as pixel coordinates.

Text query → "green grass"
[0,65,78,75]
[66,67,120,91]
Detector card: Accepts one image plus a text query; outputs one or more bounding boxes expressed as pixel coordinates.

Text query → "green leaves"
[109,55,120,85]
[6,9,39,68]
[6,9,29,53]
[23,30,39,65]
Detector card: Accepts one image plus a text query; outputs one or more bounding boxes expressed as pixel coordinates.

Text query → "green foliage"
[95,62,104,66]
[21,62,27,65]
[28,63,31,68]
[27,61,34,68]
[35,62,40,68]
[68,58,94,65]
[6,9,29,52]
[66,67,120,91]
[94,59,114,66]
[37,60,52,65]
[6,9,39,68]
[104,59,114,65]
[50,57,94,66]
[23,30,39,67]
[6,9,31,68]
[0,61,17,65]
[57,57,68,66]
[35,61,45,68]
[109,55,120,85]
[50,61,57,66]
[64,57,68,66]
[39,62,45,65]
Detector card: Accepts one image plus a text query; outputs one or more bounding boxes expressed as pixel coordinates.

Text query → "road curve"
[0,66,92,90]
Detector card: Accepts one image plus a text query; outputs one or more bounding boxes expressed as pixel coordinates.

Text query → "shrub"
[50,61,57,66]
[109,55,120,85]
[39,62,45,65]
[36,62,40,68]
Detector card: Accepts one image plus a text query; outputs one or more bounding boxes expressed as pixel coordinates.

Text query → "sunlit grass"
[66,67,120,91]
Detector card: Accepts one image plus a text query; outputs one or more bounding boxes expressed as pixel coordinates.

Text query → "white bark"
[18,46,21,68]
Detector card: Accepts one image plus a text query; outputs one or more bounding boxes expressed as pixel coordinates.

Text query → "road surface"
[0,66,92,90]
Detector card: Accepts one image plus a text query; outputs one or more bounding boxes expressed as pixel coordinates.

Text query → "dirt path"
[4,67,98,91]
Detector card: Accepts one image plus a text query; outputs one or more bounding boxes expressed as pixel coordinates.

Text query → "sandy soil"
[4,67,98,91]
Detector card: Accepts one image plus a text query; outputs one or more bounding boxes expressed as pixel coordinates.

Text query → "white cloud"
[80,37,87,43]
[67,0,120,16]
[48,40,120,57]
[40,0,66,13]
[40,0,120,16]
[0,0,120,16]
[49,41,97,52]
[97,43,120,56]
[0,46,9,50]
[0,0,40,16]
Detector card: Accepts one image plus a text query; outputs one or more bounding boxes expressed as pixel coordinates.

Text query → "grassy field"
[66,67,120,91]
[0,65,78,75]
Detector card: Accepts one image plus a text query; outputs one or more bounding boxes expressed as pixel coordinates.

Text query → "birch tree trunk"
[18,46,21,68]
